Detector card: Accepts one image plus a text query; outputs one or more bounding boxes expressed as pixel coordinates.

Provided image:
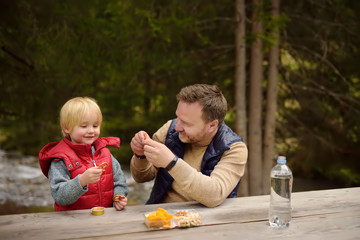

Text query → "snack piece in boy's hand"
[145,208,173,229]
[113,195,126,202]
[97,162,109,172]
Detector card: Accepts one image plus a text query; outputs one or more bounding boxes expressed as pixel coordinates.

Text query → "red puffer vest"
[39,137,120,211]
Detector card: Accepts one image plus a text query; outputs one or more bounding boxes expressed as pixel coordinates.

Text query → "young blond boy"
[39,97,128,211]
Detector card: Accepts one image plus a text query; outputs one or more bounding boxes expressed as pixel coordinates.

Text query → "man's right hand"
[130,130,148,157]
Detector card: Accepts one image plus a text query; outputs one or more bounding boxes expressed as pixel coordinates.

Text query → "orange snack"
[145,208,173,229]
[113,195,125,202]
[144,133,147,140]
[97,162,109,172]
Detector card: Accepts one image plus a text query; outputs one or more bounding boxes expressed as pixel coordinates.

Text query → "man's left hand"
[143,138,175,168]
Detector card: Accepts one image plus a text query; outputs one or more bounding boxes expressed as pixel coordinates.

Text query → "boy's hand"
[79,167,103,187]
[114,196,127,211]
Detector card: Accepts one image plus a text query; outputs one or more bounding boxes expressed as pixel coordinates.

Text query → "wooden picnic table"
[1,187,359,240]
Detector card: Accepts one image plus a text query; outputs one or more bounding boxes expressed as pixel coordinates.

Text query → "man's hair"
[60,97,103,137]
[176,84,227,124]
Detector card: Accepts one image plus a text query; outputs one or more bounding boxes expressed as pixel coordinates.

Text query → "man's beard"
[178,131,203,145]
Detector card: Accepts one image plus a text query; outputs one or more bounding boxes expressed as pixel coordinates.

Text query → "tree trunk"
[248,0,264,196]
[234,0,248,197]
[262,0,280,194]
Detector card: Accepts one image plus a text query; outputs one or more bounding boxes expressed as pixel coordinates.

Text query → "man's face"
[174,101,212,146]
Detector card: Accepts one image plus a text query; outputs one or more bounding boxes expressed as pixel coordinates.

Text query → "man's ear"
[208,119,219,133]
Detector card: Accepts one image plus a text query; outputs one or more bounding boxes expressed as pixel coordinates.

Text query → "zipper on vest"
[92,159,97,167]
[98,172,102,206]
[92,158,102,206]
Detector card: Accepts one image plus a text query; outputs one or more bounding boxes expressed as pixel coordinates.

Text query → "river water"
[0,150,153,210]
[0,150,344,214]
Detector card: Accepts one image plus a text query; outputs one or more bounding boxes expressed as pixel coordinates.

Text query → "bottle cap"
[277,156,286,164]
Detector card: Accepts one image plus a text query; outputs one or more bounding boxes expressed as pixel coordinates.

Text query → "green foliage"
[0,0,359,187]
[0,0,237,157]
[277,0,360,186]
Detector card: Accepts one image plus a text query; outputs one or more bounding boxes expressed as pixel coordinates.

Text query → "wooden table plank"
[91,209,360,240]
[1,187,359,240]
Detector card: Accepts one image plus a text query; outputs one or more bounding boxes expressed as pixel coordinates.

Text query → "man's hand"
[130,131,148,157]
[143,138,175,168]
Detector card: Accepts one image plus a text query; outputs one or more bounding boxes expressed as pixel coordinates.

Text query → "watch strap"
[165,155,178,171]
[134,153,146,159]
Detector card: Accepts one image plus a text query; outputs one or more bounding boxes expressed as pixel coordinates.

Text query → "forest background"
[1,0,360,199]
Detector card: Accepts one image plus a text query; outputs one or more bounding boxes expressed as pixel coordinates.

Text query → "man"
[130,84,248,207]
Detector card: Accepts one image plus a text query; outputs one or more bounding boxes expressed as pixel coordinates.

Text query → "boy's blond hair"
[60,97,103,137]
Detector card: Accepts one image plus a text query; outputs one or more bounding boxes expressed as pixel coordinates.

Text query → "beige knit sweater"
[130,120,248,207]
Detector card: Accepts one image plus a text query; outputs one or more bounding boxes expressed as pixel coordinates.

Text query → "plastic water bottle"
[269,156,293,228]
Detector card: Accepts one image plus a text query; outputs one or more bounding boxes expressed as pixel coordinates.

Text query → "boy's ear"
[62,125,71,134]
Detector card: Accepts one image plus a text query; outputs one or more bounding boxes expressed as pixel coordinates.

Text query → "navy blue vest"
[146,119,243,204]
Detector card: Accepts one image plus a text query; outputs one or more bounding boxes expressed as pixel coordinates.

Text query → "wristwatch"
[165,155,178,171]
[134,153,146,159]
